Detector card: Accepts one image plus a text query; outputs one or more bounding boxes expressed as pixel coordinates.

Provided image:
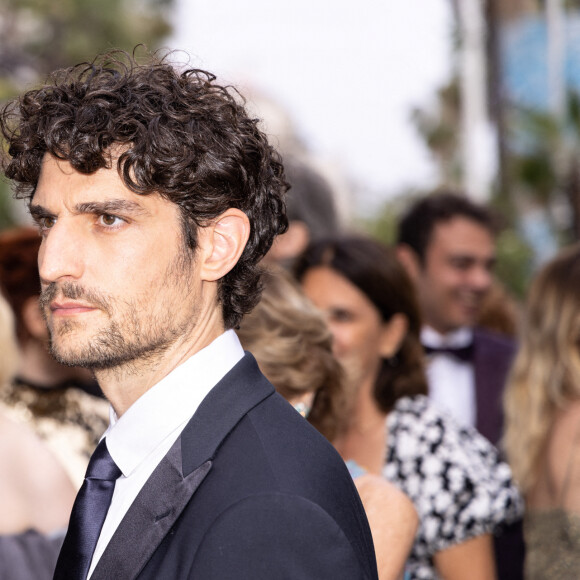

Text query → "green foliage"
[0,0,174,98]
[409,65,580,294]
[410,79,463,190]
[357,201,398,246]
[356,191,425,247]
[504,106,561,205]
[493,228,534,300]
[0,0,175,229]
[512,155,556,200]
[502,90,580,242]
[0,179,17,230]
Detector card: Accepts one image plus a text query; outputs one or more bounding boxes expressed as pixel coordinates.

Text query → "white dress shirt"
[88,329,245,578]
[421,326,476,429]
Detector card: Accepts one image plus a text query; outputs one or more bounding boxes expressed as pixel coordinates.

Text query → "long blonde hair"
[504,243,580,493]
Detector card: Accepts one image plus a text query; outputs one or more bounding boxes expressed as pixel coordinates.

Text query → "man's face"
[415,217,495,334]
[31,154,202,370]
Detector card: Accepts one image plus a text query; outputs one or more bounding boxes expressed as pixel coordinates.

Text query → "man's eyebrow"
[74,200,149,216]
[449,254,477,261]
[29,199,150,219]
[448,253,497,265]
[29,204,54,221]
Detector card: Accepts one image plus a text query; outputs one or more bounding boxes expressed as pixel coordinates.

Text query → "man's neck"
[421,325,473,347]
[94,314,225,416]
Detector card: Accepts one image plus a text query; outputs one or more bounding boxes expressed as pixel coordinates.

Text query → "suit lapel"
[179,352,275,475]
[91,438,212,580]
[91,352,275,580]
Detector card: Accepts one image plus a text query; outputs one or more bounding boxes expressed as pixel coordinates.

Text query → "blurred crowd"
[255,170,579,579]
[1,96,579,580]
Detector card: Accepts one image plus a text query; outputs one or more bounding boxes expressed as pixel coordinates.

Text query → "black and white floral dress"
[383,395,523,580]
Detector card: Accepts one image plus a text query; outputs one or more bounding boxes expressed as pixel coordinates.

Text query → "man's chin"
[460,310,480,329]
[49,335,112,369]
[49,333,173,371]
[49,344,95,368]
[447,304,481,330]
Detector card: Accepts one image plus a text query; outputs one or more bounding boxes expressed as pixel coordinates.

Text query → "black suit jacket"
[88,353,378,580]
[471,329,524,580]
[472,327,516,446]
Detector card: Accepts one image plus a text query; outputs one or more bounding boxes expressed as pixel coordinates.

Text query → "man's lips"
[49,301,98,316]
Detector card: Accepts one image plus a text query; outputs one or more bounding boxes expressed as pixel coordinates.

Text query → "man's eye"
[451,259,472,270]
[99,214,122,227]
[39,216,56,230]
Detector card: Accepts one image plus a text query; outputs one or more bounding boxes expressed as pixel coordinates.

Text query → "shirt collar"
[421,325,473,349]
[104,329,244,477]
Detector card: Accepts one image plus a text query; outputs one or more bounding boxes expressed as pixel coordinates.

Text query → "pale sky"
[169,0,453,212]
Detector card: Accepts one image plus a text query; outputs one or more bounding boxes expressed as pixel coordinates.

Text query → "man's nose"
[38,221,85,284]
[470,265,493,292]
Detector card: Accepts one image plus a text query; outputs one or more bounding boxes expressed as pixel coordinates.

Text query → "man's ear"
[396,244,421,282]
[379,313,408,358]
[198,208,250,282]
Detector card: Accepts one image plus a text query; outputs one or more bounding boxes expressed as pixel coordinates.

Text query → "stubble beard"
[39,249,198,371]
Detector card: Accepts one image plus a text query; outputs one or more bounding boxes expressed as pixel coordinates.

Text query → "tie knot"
[86,438,122,481]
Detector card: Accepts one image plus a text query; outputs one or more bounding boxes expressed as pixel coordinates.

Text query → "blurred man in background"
[396,192,523,580]
[396,192,513,444]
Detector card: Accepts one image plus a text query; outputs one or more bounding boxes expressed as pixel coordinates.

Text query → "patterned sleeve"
[383,395,523,557]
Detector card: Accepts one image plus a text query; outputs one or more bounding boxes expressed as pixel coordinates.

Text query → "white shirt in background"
[421,326,476,429]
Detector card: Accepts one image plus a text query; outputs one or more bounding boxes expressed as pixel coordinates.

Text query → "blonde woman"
[504,243,580,579]
[238,268,418,580]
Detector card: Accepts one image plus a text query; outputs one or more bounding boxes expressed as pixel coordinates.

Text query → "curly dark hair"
[0,49,288,329]
[294,235,428,414]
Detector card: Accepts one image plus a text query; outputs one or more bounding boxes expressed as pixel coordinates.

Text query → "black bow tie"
[423,343,474,362]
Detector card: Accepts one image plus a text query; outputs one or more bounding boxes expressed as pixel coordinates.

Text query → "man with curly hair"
[0,50,378,580]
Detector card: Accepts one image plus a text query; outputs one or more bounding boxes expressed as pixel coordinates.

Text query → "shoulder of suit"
[192,492,375,580]
[473,326,517,354]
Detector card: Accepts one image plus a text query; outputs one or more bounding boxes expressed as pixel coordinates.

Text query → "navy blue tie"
[54,438,121,580]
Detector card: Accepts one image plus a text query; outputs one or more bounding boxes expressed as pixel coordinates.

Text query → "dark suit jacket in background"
[473,327,516,446]
[472,328,524,580]
[88,353,378,580]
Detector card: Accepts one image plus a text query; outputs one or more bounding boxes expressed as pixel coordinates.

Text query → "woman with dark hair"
[295,235,522,580]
